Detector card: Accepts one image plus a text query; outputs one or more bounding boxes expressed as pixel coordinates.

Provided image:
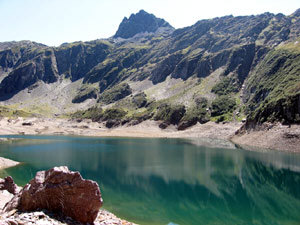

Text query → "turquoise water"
[0,135,300,225]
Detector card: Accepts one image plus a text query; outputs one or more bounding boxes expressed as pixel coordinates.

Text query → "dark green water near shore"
[0,135,300,225]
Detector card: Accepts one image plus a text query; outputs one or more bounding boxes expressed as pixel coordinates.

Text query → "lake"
[0,135,300,225]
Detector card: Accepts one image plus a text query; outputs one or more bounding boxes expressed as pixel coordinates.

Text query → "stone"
[105,119,121,128]
[0,177,20,195]
[177,119,197,131]
[4,167,103,224]
[21,122,33,126]
[159,121,169,129]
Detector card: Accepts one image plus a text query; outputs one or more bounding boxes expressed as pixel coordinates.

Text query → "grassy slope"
[245,39,300,124]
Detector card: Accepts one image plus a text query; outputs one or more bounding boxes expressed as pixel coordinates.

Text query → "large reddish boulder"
[4,166,103,224]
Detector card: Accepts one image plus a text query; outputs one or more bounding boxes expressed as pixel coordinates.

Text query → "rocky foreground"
[0,167,136,225]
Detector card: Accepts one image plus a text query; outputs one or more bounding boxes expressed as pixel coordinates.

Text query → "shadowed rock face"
[4,166,103,224]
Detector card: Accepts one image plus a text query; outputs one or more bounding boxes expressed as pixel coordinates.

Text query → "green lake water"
[0,135,300,225]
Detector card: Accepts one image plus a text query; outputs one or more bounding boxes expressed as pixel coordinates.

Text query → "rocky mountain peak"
[292,8,300,17]
[113,9,173,39]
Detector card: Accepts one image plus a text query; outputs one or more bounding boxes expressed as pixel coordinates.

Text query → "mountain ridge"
[0,9,299,130]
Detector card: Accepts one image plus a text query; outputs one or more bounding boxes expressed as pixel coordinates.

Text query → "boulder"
[105,119,121,128]
[159,121,170,129]
[4,166,103,224]
[0,176,20,195]
[177,119,197,130]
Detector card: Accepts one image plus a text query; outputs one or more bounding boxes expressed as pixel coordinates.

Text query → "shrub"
[211,95,236,116]
[211,76,239,95]
[154,104,186,125]
[102,108,127,120]
[132,92,147,108]
[178,97,209,130]
[98,83,132,104]
[71,107,103,122]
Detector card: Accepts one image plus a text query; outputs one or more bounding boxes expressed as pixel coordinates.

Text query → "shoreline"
[231,123,300,153]
[0,117,241,139]
[0,117,298,155]
[0,117,299,224]
[0,157,19,170]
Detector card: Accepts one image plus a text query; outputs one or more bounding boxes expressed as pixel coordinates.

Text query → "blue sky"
[0,0,299,46]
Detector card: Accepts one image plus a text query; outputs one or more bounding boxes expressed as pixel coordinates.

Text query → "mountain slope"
[0,9,299,129]
[244,40,300,126]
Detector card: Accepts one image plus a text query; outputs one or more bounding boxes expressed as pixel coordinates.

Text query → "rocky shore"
[0,167,136,225]
[0,116,299,152]
[231,123,300,153]
[0,117,241,139]
[0,208,135,225]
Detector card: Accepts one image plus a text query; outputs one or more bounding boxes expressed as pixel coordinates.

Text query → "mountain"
[113,10,174,39]
[0,9,299,129]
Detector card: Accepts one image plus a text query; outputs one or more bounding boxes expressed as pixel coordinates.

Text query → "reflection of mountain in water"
[91,148,300,225]
[1,136,300,225]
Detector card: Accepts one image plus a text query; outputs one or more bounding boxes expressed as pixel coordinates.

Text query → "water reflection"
[0,136,300,225]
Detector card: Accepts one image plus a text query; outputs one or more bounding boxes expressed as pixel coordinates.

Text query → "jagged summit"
[292,8,300,17]
[113,10,173,39]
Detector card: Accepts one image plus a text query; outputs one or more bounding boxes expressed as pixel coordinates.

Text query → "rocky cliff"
[0,9,299,129]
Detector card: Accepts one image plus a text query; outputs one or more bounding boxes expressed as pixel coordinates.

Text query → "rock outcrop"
[4,166,103,224]
[0,176,19,195]
[113,9,174,39]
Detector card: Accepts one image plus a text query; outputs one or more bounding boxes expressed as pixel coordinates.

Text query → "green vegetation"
[0,106,34,117]
[71,107,127,122]
[71,107,104,122]
[98,83,132,104]
[246,42,300,124]
[131,92,147,108]
[102,108,127,120]
[177,97,209,129]
[72,85,98,103]
[181,97,208,122]
[211,95,237,117]
[211,76,239,95]
[154,103,186,125]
